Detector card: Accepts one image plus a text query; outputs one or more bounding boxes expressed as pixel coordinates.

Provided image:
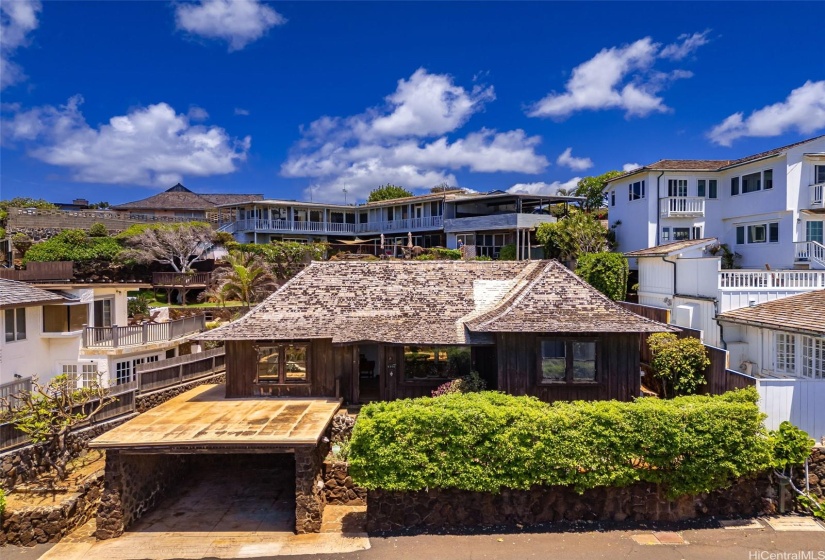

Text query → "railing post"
[82,324,88,347]
[112,325,119,348]
[142,322,149,344]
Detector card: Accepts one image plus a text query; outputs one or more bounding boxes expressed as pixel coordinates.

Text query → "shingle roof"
[200,260,671,344]
[0,279,66,309]
[607,135,825,184]
[717,290,825,336]
[465,261,672,334]
[624,238,718,258]
[112,184,263,211]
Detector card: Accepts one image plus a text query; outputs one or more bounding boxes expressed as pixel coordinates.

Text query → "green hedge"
[575,252,629,301]
[23,229,123,263]
[349,388,773,497]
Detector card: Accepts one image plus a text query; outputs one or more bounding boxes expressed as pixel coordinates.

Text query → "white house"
[605,135,825,271]
[0,278,203,389]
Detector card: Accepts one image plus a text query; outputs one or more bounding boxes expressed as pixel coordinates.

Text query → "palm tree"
[213,251,277,308]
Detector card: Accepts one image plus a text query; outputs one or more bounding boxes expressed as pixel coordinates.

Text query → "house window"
[673,228,691,241]
[94,299,112,328]
[256,344,308,384]
[697,180,706,198]
[742,172,761,193]
[748,224,766,243]
[692,226,702,240]
[731,177,739,196]
[806,221,824,244]
[764,169,773,190]
[431,201,442,216]
[610,190,615,207]
[403,346,471,381]
[115,360,132,385]
[736,222,779,244]
[776,334,796,374]
[661,227,670,242]
[816,165,825,184]
[801,336,824,379]
[43,304,88,333]
[628,181,645,201]
[731,169,773,195]
[63,363,98,388]
[667,179,687,197]
[4,308,26,342]
[539,339,597,384]
[698,179,718,199]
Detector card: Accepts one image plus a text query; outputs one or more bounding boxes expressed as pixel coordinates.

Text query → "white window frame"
[730,168,774,196]
[735,222,780,245]
[698,178,718,199]
[816,165,825,185]
[667,178,688,197]
[801,336,824,379]
[93,298,113,328]
[628,180,645,201]
[775,333,796,374]
[61,362,99,388]
[4,307,27,342]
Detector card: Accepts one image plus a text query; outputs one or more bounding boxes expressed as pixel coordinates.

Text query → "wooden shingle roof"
[0,279,66,309]
[718,290,825,336]
[624,238,718,258]
[200,260,671,344]
[112,184,263,211]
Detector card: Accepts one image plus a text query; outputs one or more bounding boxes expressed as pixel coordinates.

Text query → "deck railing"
[811,183,824,207]
[794,241,825,269]
[136,347,226,393]
[659,197,705,217]
[0,376,32,409]
[82,314,206,348]
[0,261,73,282]
[231,215,444,235]
[152,271,212,287]
[718,269,825,290]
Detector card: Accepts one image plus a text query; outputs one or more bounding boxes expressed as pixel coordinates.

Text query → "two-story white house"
[605,135,825,270]
[0,278,204,390]
[217,191,578,260]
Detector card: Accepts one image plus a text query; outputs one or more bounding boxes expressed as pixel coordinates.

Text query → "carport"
[90,384,340,539]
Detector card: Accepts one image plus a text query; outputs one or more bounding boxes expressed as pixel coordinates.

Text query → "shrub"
[331,438,351,462]
[213,231,235,245]
[473,255,492,261]
[576,252,629,301]
[0,488,5,519]
[770,421,814,471]
[431,371,486,397]
[535,213,609,260]
[427,247,462,260]
[11,232,33,257]
[648,333,710,397]
[349,388,771,497]
[23,229,123,264]
[497,244,516,261]
[414,253,436,261]
[88,223,108,237]
[127,292,151,317]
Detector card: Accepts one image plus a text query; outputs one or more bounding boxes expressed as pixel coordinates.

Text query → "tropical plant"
[127,292,151,317]
[119,222,214,273]
[647,333,710,397]
[198,283,230,307]
[707,243,740,269]
[0,374,115,480]
[576,252,629,301]
[536,212,610,261]
[226,240,328,281]
[367,184,413,202]
[212,251,278,307]
[573,171,622,212]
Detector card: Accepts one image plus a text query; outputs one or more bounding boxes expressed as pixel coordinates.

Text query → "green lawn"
[129,290,246,308]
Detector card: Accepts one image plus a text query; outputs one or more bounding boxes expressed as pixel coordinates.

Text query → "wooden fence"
[83,314,206,348]
[136,347,226,393]
[152,271,212,287]
[0,350,225,451]
[0,261,73,282]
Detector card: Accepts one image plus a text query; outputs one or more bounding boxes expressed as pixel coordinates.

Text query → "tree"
[576,252,629,301]
[535,212,610,261]
[227,240,328,281]
[212,251,278,307]
[23,229,122,264]
[119,222,214,273]
[555,187,575,197]
[647,333,710,398]
[430,183,462,193]
[11,233,33,258]
[0,375,115,480]
[367,184,413,202]
[574,170,622,213]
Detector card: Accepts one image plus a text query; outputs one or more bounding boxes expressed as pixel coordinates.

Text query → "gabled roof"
[112,184,263,211]
[0,279,67,309]
[624,238,718,258]
[199,260,671,344]
[607,135,825,184]
[718,290,825,336]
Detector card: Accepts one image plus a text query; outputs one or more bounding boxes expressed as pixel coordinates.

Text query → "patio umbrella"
[407,232,413,248]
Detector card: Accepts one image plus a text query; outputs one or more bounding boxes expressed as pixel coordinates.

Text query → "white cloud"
[556,147,593,171]
[0,0,41,90]
[188,106,209,121]
[660,30,711,60]
[508,177,580,196]
[708,80,825,146]
[281,68,549,203]
[234,107,250,116]
[3,96,250,187]
[175,0,285,51]
[622,162,641,172]
[528,33,708,120]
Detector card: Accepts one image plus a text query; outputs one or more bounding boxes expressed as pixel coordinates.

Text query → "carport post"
[294,444,328,534]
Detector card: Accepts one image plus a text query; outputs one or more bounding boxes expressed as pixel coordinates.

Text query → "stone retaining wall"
[135,373,225,413]
[323,461,367,506]
[795,446,824,499]
[96,452,190,540]
[1,470,103,546]
[295,441,330,534]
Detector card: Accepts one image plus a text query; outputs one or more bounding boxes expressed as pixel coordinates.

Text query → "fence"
[0,350,225,451]
[136,347,226,393]
[757,378,825,438]
[152,272,212,287]
[0,261,73,282]
[83,314,206,348]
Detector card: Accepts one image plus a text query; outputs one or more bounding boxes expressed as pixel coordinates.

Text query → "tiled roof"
[0,279,66,309]
[112,184,263,211]
[200,260,671,344]
[199,193,264,205]
[718,290,825,335]
[624,238,718,258]
[466,261,672,334]
[607,135,825,184]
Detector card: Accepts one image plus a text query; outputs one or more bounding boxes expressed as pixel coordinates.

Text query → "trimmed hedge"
[23,229,122,264]
[349,388,773,497]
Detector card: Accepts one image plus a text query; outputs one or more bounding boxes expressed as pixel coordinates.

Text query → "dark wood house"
[199,260,672,404]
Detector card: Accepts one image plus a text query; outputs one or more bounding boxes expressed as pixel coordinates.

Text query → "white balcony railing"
[232,215,443,235]
[795,241,825,268]
[719,269,825,290]
[660,197,705,218]
[811,183,824,207]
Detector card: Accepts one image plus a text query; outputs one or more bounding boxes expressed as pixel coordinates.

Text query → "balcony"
[718,269,825,290]
[811,183,824,208]
[660,197,705,218]
[232,215,443,235]
[152,271,212,287]
[82,314,206,348]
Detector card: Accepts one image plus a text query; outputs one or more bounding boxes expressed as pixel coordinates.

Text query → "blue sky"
[1,1,824,205]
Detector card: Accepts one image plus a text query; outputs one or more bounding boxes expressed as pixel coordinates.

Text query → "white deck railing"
[659,197,705,217]
[794,241,825,269]
[719,269,825,290]
[811,183,824,207]
[231,215,443,235]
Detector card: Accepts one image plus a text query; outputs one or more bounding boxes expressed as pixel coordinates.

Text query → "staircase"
[216,221,237,235]
[794,241,825,269]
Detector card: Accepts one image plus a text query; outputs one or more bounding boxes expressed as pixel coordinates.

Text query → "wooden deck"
[89,384,341,451]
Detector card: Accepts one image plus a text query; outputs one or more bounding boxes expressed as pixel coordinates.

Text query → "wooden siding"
[496,332,641,403]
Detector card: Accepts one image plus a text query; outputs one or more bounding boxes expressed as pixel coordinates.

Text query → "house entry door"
[807,221,824,244]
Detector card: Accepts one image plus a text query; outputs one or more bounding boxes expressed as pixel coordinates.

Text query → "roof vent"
[749,299,757,307]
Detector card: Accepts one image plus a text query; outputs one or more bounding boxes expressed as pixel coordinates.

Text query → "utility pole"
[343,187,348,205]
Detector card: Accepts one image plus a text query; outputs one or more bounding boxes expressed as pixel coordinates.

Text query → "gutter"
[655,171,664,245]
[662,255,677,298]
